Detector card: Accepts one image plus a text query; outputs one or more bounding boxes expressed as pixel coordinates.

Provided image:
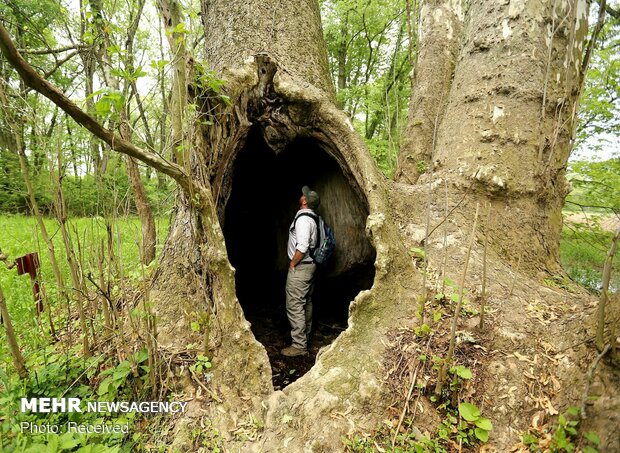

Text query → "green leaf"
[98,376,113,395]
[585,431,600,445]
[558,414,566,426]
[172,22,188,34]
[583,447,599,453]
[475,417,493,430]
[59,432,80,450]
[451,365,473,380]
[522,433,538,445]
[566,406,579,417]
[191,321,201,332]
[24,445,50,453]
[134,348,149,364]
[409,247,426,260]
[458,402,480,422]
[474,427,489,442]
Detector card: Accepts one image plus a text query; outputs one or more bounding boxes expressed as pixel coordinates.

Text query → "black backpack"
[293,213,336,265]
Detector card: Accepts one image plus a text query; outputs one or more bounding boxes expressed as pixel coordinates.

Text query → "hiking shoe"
[281,346,308,357]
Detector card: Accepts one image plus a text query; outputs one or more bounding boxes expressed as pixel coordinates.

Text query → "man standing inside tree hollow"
[281,186,320,357]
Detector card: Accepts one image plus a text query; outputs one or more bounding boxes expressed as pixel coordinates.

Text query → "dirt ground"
[390,182,620,450]
[244,304,347,390]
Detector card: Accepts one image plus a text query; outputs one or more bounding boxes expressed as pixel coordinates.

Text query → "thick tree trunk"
[396,0,463,182]
[147,0,401,447]
[398,0,590,271]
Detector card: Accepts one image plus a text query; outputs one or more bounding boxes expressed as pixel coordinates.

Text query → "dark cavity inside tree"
[221,129,376,382]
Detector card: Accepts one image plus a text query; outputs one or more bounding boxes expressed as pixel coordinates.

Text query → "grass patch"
[0,214,170,452]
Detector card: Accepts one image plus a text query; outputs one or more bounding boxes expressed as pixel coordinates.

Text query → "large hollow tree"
[1,0,619,450]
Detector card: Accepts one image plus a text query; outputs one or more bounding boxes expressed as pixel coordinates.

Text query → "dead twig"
[479,203,491,329]
[424,170,480,243]
[436,203,480,395]
[392,364,420,447]
[580,344,611,420]
[596,226,620,351]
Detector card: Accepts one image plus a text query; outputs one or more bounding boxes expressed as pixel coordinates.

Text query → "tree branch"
[0,23,191,194]
[580,0,607,88]
[18,44,88,55]
[605,4,620,19]
[564,200,619,212]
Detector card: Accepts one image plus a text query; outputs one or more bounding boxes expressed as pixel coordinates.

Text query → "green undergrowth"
[344,275,492,452]
[520,407,602,453]
[0,215,171,451]
[0,345,154,452]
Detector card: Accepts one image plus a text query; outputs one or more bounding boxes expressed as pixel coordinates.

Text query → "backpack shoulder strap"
[293,212,320,249]
[295,212,319,225]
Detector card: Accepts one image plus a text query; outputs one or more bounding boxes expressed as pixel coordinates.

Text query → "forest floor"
[244,305,347,390]
[387,182,620,451]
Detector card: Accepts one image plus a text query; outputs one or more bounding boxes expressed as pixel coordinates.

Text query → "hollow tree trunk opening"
[221,128,376,389]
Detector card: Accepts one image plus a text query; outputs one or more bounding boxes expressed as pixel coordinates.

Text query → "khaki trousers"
[285,262,316,349]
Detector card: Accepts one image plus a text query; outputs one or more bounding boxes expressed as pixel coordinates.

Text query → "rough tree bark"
[396,0,463,182]
[399,0,590,272]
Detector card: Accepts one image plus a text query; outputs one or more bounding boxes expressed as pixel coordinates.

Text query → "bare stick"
[0,285,28,379]
[440,180,449,295]
[392,364,420,447]
[424,169,480,242]
[435,203,480,395]
[596,226,620,351]
[479,203,491,329]
[508,251,522,297]
[419,103,442,321]
[580,344,611,420]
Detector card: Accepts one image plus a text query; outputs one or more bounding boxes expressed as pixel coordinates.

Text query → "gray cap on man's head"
[302,186,320,209]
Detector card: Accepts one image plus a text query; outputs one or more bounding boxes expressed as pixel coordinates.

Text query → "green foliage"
[457,402,493,442]
[0,215,173,451]
[0,166,172,217]
[574,11,620,158]
[322,0,412,177]
[0,346,136,452]
[450,365,472,380]
[433,278,477,316]
[521,407,601,453]
[0,215,170,360]
[567,159,620,213]
[543,274,578,293]
[560,228,616,291]
[408,247,426,261]
[414,323,431,338]
[189,421,223,452]
[416,161,428,174]
[189,355,212,376]
[88,89,126,121]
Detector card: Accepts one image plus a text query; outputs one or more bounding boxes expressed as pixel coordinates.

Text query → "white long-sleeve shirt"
[287,208,318,262]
